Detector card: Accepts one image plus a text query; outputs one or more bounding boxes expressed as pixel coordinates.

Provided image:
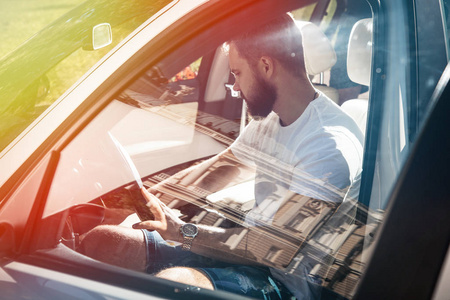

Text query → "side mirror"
[83,23,112,51]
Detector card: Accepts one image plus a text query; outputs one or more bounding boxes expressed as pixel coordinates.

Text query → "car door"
[0,0,320,299]
[1,0,449,299]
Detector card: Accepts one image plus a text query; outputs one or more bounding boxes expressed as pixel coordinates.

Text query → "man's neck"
[273,76,317,126]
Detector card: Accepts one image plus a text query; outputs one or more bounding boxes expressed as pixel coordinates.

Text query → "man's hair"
[229,13,306,79]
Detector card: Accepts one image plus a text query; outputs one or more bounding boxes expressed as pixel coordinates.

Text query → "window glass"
[43,50,249,215]
[0,0,172,152]
[36,1,448,299]
[441,0,450,59]
[0,0,80,58]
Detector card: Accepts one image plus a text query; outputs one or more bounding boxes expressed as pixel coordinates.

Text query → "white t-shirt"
[230,94,364,299]
[231,94,363,218]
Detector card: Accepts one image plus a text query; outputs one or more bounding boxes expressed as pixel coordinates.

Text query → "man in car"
[81,13,363,299]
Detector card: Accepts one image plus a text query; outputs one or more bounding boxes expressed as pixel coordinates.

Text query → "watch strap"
[181,236,194,251]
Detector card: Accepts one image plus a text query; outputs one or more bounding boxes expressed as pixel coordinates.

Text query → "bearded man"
[81,13,363,300]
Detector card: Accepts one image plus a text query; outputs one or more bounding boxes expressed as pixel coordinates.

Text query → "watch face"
[182,223,198,236]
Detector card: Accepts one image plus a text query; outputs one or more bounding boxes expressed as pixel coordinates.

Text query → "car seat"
[297,21,339,103]
[341,18,373,136]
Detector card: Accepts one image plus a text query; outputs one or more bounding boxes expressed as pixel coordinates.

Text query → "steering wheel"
[61,203,105,251]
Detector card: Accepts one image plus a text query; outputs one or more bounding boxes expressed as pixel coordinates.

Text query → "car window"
[0,0,173,153]
[43,47,246,215]
[38,5,368,298]
[10,0,449,299]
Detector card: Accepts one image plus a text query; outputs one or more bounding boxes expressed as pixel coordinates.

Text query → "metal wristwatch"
[180,223,198,251]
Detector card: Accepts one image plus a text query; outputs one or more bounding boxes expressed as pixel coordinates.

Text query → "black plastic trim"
[357,0,385,208]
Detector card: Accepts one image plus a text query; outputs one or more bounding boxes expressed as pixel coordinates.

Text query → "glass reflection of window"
[224,229,248,250]
[264,247,282,263]
[287,213,307,231]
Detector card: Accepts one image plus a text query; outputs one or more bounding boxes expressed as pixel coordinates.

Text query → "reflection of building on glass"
[119,59,242,141]
[118,89,241,144]
[264,246,282,263]
[322,211,381,298]
[284,201,383,298]
[101,147,382,296]
[144,150,342,269]
[195,165,241,191]
[287,212,312,231]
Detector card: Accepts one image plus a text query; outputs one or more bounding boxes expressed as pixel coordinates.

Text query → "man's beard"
[241,73,277,119]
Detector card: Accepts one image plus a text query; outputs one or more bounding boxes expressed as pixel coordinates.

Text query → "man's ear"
[259,56,274,78]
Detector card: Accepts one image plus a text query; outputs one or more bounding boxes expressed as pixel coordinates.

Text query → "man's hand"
[132,187,184,242]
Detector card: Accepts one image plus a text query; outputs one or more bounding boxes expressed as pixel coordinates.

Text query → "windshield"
[0,0,172,152]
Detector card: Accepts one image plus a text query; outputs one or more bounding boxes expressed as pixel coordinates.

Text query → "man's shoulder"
[310,94,364,141]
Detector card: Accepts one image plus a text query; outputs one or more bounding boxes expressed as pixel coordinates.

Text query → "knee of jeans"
[156,267,214,290]
[79,225,147,271]
[79,225,116,256]
[80,225,142,256]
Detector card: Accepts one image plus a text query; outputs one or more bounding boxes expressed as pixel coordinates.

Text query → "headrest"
[347,18,373,86]
[297,21,337,75]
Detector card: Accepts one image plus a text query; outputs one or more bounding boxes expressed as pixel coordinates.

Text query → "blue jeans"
[143,230,294,299]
